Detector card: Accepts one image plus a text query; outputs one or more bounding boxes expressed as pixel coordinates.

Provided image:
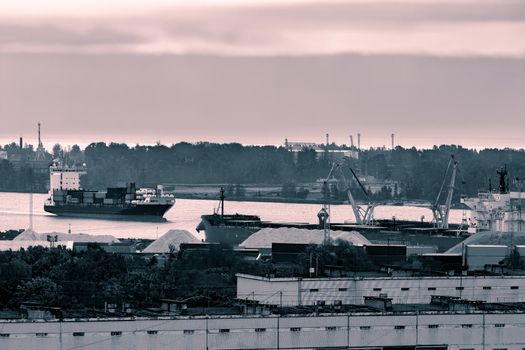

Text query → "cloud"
[0,22,147,53]
[0,1,524,57]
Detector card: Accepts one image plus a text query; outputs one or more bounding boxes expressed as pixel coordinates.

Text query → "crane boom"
[432,155,460,229]
[337,166,365,224]
[327,157,375,225]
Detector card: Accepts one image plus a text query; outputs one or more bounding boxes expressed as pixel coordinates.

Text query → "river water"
[0,192,466,240]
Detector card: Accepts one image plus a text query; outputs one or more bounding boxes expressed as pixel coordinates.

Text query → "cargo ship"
[44,162,174,220]
[196,188,467,251]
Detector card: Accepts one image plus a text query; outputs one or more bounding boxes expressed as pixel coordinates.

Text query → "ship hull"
[198,215,467,250]
[44,203,173,221]
[197,214,261,246]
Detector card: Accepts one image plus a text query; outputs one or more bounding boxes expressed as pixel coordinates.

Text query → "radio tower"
[35,122,46,161]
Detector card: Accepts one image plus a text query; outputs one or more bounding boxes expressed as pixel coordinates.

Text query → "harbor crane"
[326,157,375,225]
[432,155,464,229]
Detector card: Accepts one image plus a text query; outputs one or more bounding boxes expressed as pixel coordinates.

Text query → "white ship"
[461,165,524,233]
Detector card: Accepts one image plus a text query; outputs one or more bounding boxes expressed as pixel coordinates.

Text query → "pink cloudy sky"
[0,0,524,149]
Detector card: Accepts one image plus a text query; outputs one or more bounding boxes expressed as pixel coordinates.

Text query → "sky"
[0,0,524,149]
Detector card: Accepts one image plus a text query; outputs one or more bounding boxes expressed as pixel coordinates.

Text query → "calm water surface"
[0,192,466,240]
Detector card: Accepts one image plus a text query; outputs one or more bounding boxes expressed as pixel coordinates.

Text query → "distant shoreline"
[172,193,347,205]
[0,189,450,208]
[171,193,438,207]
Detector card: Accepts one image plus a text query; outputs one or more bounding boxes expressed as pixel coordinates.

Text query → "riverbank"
[172,192,347,205]
[171,192,438,207]
[167,183,430,206]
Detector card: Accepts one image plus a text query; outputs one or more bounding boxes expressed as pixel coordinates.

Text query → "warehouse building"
[237,273,525,306]
[1,298,525,350]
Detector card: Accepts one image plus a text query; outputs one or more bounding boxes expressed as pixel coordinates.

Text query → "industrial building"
[237,273,525,306]
[1,297,525,350]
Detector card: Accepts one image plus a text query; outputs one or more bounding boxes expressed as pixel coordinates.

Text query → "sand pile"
[143,229,199,253]
[14,229,119,243]
[239,227,371,249]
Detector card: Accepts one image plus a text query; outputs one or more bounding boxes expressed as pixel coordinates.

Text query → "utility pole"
[29,192,33,230]
[516,178,522,232]
[29,169,34,230]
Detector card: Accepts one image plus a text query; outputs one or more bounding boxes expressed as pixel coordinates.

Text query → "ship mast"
[216,187,225,218]
[220,187,225,217]
[497,165,508,194]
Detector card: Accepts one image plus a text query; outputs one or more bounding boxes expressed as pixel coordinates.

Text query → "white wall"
[49,170,82,193]
[1,312,525,350]
[237,274,525,306]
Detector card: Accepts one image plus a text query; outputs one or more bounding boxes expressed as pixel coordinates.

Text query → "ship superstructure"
[461,165,524,232]
[44,162,175,220]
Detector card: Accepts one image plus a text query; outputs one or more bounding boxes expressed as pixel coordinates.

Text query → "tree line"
[1,141,524,201]
[0,240,377,311]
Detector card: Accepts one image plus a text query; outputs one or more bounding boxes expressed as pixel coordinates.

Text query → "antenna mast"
[35,122,46,161]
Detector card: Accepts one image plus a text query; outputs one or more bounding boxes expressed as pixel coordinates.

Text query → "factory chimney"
[357,133,361,150]
[391,133,395,150]
[19,137,23,149]
[38,122,43,149]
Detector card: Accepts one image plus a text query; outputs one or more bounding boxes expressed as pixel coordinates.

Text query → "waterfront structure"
[237,273,525,306]
[284,139,359,160]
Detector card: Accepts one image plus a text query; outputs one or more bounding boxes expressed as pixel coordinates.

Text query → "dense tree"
[52,144,62,159]
[1,141,524,201]
[0,244,270,310]
[281,182,297,198]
